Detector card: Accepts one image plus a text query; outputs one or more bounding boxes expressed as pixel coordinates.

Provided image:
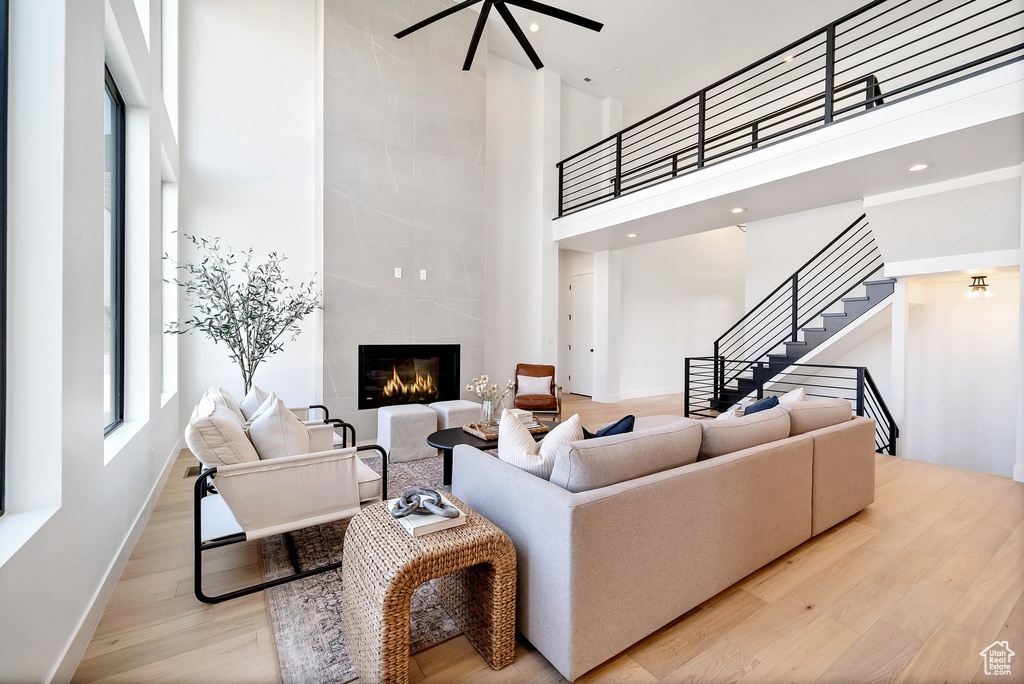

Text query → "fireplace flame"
[382,366,438,399]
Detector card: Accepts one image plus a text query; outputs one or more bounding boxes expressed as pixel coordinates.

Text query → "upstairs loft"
[553,0,1024,251]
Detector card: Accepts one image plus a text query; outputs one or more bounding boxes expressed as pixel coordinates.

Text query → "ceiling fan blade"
[394,0,484,39]
[463,0,493,71]
[503,0,603,32]
[494,0,543,69]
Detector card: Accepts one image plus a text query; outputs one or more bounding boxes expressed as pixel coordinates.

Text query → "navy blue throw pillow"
[744,395,779,416]
[583,414,636,439]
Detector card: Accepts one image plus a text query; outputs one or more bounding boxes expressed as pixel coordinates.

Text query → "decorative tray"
[462,421,550,441]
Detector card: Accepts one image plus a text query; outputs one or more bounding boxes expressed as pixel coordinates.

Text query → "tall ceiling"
[485,0,871,124]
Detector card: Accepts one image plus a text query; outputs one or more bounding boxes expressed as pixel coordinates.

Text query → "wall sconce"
[967,275,993,300]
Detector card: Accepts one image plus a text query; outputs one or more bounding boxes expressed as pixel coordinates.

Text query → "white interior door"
[569,273,595,396]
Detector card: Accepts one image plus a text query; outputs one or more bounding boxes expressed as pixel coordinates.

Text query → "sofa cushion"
[778,386,806,404]
[549,418,702,493]
[207,386,246,423]
[516,394,558,411]
[185,395,261,466]
[698,406,791,461]
[782,398,853,436]
[498,411,583,479]
[238,385,270,420]
[583,414,635,439]
[518,375,553,396]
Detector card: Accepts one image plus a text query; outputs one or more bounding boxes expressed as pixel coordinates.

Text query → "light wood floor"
[73,393,1024,683]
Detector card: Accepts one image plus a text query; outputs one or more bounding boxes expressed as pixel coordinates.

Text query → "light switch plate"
[420,269,427,280]
[394,267,402,278]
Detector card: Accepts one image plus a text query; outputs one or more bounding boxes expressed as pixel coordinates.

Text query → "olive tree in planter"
[165,234,321,394]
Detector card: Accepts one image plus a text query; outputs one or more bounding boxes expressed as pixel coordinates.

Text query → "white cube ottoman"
[429,399,482,430]
[377,404,437,463]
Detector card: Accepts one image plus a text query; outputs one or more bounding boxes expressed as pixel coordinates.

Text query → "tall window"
[103,68,125,434]
[0,0,9,515]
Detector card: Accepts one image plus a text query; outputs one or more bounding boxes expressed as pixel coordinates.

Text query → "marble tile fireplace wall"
[322,0,486,439]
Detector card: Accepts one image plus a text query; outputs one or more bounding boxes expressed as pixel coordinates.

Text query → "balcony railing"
[556,0,1024,217]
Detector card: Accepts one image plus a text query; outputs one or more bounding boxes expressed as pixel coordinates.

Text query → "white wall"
[743,200,865,308]
[0,0,183,680]
[905,274,1020,476]
[619,226,747,398]
[560,83,604,160]
[178,0,319,414]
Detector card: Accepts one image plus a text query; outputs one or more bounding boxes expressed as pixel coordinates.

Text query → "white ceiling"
[485,0,870,123]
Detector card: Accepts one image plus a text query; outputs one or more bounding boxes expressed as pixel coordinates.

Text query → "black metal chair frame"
[193,420,389,604]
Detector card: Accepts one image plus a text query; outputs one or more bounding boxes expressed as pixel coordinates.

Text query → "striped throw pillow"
[497,409,583,479]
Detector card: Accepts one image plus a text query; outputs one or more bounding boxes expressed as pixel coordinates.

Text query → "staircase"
[684,213,900,454]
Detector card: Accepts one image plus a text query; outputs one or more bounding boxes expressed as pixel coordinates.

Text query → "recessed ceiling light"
[907,163,930,172]
[529,22,541,32]
[730,207,746,214]
[782,54,795,63]
[582,76,593,83]
[611,65,622,72]
[627,233,637,238]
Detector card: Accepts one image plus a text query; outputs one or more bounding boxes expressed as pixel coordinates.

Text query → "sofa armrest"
[452,446,575,660]
[308,423,335,452]
[215,447,363,540]
[807,416,876,535]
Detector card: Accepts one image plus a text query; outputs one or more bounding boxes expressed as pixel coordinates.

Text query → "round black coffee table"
[428,421,555,486]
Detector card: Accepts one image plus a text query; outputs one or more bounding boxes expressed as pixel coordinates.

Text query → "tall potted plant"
[165,234,321,394]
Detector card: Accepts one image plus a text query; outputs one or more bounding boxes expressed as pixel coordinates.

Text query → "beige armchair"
[186,395,386,603]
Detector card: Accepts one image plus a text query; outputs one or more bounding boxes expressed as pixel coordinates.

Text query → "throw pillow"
[517,375,553,396]
[744,395,779,415]
[778,386,806,405]
[247,397,311,459]
[715,407,738,421]
[497,410,583,479]
[583,414,635,439]
[207,386,246,423]
[239,385,270,420]
[248,391,279,422]
[185,395,261,466]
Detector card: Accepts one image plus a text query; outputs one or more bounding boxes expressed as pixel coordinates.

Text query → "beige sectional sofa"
[452,400,875,681]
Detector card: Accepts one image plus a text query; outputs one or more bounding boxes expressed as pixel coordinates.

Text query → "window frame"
[0,0,8,515]
[104,66,125,436]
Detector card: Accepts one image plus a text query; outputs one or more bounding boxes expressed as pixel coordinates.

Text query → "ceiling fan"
[394,0,603,71]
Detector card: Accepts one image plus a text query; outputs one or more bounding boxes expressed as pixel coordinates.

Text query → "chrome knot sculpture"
[390,488,460,519]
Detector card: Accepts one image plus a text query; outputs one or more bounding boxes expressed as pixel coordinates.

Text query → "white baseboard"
[1015,463,1024,483]
[49,436,184,684]
[619,386,684,401]
[591,393,621,404]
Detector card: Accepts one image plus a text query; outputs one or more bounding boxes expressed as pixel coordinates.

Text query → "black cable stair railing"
[556,0,1024,216]
[684,357,900,455]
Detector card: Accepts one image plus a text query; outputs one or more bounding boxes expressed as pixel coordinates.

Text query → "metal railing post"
[754,363,764,400]
[614,134,622,197]
[791,274,799,341]
[697,89,706,168]
[889,422,898,456]
[824,24,836,124]
[684,358,691,417]
[713,341,720,402]
[855,367,865,417]
[557,162,564,216]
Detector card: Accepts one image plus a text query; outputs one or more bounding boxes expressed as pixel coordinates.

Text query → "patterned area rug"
[259,453,457,684]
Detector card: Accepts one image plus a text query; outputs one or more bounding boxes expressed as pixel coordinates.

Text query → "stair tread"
[822,312,848,317]
[842,296,870,302]
[863,278,896,285]
[803,327,826,332]
[767,353,790,359]
[786,340,808,346]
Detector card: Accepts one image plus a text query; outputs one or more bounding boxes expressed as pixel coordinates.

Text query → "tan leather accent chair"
[513,363,562,421]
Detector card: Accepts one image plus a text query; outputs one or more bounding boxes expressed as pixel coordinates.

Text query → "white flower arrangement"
[465,374,514,404]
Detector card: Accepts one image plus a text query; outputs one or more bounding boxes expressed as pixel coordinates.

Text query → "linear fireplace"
[358,344,461,410]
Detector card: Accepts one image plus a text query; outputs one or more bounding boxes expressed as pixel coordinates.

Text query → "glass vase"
[481,399,498,426]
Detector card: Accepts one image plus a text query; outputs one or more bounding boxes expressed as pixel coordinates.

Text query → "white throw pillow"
[518,375,553,396]
[185,395,261,466]
[497,410,582,479]
[714,407,738,421]
[247,398,310,460]
[207,386,246,423]
[238,385,270,420]
[778,387,807,405]
[248,391,279,422]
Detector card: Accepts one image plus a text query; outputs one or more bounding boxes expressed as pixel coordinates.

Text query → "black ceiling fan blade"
[503,0,603,32]
[463,0,493,71]
[394,0,484,39]
[494,0,544,69]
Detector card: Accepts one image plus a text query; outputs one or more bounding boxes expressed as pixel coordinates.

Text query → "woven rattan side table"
[340,494,517,684]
